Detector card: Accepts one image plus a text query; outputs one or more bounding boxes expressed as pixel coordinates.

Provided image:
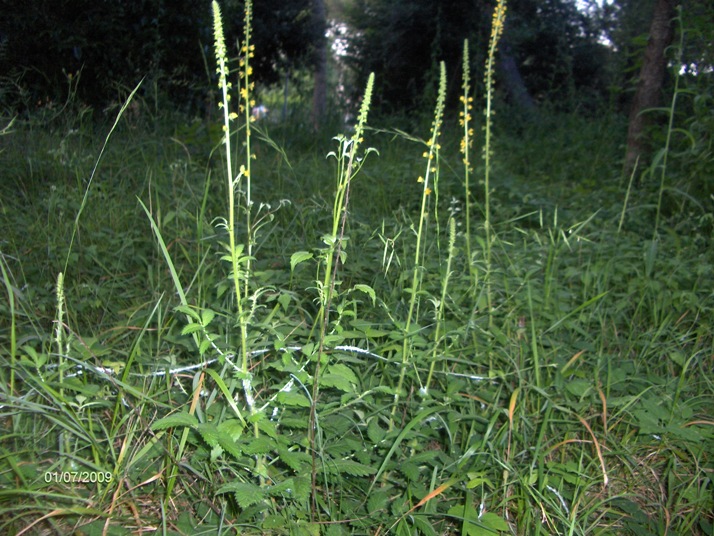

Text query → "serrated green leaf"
[291,475,312,504]
[290,251,313,271]
[175,305,200,321]
[266,477,295,497]
[295,521,321,536]
[353,284,376,305]
[217,418,244,441]
[181,322,203,336]
[466,476,495,490]
[480,512,509,532]
[198,339,212,355]
[400,461,420,481]
[367,418,386,444]
[276,390,311,407]
[262,515,286,530]
[411,515,437,536]
[277,445,311,473]
[320,363,358,392]
[216,434,242,461]
[331,363,358,382]
[367,489,389,514]
[196,422,220,447]
[242,436,274,455]
[320,373,353,392]
[320,458,376,476]
[201,308,216,326]
[151,412,198,431]
[215,481,265,508]
[258,418,278,439]
[565,379,592,397]
[279,417,309,429]
[278,292,292,311]
[323,333,345,346]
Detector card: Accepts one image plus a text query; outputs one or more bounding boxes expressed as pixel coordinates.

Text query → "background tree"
[344,0,612,115]
[622,0,678,178]
[0,0,323,114]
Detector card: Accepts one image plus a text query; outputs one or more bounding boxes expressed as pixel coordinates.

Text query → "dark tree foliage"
[0,0,321,114]
[0,0,208,111]
[346,0,612,114]
[506,0,611,107]
[346,0,488,114]
[242,0,324,86]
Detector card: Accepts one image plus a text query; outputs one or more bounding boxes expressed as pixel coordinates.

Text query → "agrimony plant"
[425,216,457,393]
[460,39,476,285]
[212,0,257,416]
[307,72,375,515]
[482,0,507,328]
[393,61,447,418]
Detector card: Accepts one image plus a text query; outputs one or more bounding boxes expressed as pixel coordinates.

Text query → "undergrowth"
[1,1,713,535]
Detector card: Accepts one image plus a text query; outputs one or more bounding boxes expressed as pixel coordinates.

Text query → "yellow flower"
[417,176,424,183]
[425,188,432,196]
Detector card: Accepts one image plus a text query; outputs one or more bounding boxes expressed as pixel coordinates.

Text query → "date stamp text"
[44,471,113,484]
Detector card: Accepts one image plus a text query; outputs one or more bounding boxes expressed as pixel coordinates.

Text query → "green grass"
[1,9,713,536]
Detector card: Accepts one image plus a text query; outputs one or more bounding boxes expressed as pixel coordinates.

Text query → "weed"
[0,0,712,534]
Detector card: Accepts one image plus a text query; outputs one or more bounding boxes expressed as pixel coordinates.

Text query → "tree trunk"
[499,43,536,114]
[623,0,677,179]
[311,0,328,130]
